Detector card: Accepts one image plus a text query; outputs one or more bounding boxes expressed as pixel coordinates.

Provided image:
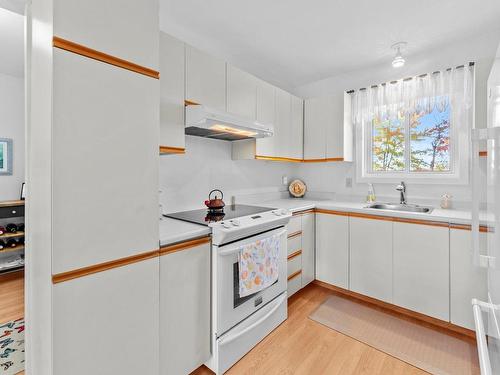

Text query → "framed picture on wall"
[0,138,13,176]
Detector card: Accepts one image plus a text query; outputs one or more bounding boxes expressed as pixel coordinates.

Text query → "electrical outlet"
[282,175,288,185]
[345,177,352,188]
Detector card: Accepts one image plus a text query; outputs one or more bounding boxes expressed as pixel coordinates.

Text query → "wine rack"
[0,200,25,274]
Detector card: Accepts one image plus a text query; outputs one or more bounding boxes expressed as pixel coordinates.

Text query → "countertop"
[159,217,211,247]
[159,197,490,247]
[260,198,491,226]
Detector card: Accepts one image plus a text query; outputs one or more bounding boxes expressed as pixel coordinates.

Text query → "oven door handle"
[218,293,286,346]
[218,229,287,256]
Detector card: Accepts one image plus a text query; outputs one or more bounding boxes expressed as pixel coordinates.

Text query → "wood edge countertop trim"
[52,236,211,284]
[255,156,344,163]
[479,151,487,157]
[0,200,24,208]
[287,250,302,260]
[287,230,302,239]
[292,209,315,216]
[52,249,160,284]
[159,236,211,256]
[159,146,186,155]
[313,280,476,340]
[450,223,490,233]
[287,269,302,281]
[53,37,160,79]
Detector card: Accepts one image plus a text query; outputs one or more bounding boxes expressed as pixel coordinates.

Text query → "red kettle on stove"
[205,189,225,211]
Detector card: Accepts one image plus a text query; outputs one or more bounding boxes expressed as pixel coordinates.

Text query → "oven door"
[214,226,287,336]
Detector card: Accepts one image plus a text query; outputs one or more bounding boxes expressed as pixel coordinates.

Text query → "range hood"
[185,105,274,141]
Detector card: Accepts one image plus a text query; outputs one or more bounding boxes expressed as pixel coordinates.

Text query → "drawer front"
[288,215,302,234]
[0,205,25,219]
[287,253,302,278]
[287,272,302,297]
[287,234,302,257]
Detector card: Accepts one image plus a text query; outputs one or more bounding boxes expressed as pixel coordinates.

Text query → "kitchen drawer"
[0,205,24,219]
[287,253,302,278]
[287,234,301,257]
[288,215,302,235]
[287,272,302,297]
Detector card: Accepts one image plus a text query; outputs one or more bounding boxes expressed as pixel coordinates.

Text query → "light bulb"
[392,54,405,68]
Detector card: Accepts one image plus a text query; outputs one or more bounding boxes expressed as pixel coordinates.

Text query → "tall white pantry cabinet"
[30,0,160,374]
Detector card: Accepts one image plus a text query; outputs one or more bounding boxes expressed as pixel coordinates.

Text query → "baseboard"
[312,280,476,340]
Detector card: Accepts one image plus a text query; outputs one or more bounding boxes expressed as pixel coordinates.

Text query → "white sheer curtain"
[351,64,475,183]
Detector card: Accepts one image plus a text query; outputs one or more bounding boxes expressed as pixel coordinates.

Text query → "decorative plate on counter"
[289,179,307,198]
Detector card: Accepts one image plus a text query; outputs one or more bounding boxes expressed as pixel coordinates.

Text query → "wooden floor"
[0,270,24,375]
[193,283,430,375]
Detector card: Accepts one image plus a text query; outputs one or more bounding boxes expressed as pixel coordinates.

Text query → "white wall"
[159,136,294,212]
[291,30,500,203]
[0,72,24,200]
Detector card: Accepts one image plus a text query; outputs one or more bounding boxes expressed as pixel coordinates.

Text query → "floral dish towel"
[239,234,280,298]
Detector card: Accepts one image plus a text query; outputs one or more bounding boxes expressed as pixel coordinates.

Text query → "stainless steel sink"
[366,203,434,214]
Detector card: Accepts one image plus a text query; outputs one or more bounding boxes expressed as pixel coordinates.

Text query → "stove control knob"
[222,221,231,229]
[231,219,240,226]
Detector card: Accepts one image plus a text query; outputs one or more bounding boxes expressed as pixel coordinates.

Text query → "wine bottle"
[6,239,17,248]
[0,240,5,250]
[17,237,25,245]
[16,223,25,232]
[0,226,5,235]
[5,224,17,234]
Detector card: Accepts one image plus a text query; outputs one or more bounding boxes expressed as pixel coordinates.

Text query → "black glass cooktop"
[164,204,275,225]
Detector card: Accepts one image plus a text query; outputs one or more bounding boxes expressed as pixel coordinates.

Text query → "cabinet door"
[289,95,304,160]
[450,228,488,329]
[53,259,159,375]
[185,44,226,110]
[160,242,211,375]
[301,213,315,286]
[350,217,393,303]
[160,32,185,150]
[326,92,345,159]
[393,222,449,321]
[254,79,276,157]
[304,96,327,159]
[316,213,349,288]
[52,48,159,273]
[227,64,257,120]
[274,87,292,157]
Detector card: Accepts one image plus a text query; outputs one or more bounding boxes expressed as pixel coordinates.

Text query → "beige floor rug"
[309,295,479,375]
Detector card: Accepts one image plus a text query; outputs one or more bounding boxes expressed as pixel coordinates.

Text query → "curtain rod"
[345,61,475,94]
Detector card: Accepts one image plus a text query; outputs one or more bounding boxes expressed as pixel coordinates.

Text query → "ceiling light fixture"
[391,42,407,68]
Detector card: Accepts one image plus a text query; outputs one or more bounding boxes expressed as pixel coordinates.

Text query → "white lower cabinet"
[393,222,450,321]
[160,241,211,375]
[450,228,488,330]
[301,213,315,286]
[315,213,349,289]
[350,217,393,303]
[53,259,160,375]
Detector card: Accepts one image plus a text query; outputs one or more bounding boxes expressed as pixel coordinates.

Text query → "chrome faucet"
[396,181,407,205]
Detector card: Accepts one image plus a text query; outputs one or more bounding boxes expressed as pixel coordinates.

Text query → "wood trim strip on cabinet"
[302,158,344,163]
[287,269,302,281]
[450,224,490,233]
[159,146,186,154]
[52,249,160,284]
[313,280,476,340]
[287,250,302,260]
[314,209,350,217]
[0,200,24,208]
[287,230,302,239]
[479,151,487,157]
[348,211,395,222]
[292,209,315,216]
[184,100,200,106]
[159,236,211,256]
[393,217,450,228]
[255,155,303,163]
[52,37,160,79]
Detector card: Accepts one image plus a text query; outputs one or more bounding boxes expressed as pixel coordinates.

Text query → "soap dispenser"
[366,183,376,203]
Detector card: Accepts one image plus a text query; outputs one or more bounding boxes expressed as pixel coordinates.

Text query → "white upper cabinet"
[304,96,328,159]
[274,87,292,157]
[185,44,226,110]
[289,95,304,160]
[256,79,275,125]
[159,32,185,151]
[393,222,450,321]
[304,92,352,161]
[226,64,258,120]
[54,0,159,70]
